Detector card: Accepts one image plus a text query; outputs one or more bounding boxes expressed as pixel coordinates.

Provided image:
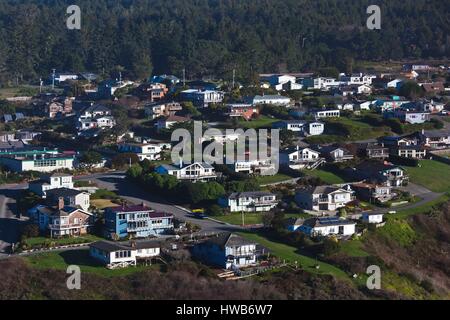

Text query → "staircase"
[308,158,326,170]
[217,271,236,280]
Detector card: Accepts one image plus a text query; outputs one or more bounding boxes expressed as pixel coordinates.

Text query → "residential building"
[261,74,303,91]
[247,95,291,106]
[340,73,376,86]
[46,188,91,212]
[150,74,180,86]
[218,191,278,213]
[313,145,354,162]
[352,161,408,187]
[89,240,161,269]
[105,205,174,239]
[156,115,190,131]
[385,109,430,124]
[44,97,73,118]
[118,142,162,161]
[192,233,258,270]
[226,104,260,121]
[295,185,354,212]
[417,130,450,149]
[297,217,356,238]
[272,121,324,136]
[375,99,410,112]
[77,105,116,131]
[314,109,340,119]
[352,183,394,203]
[136,83,168,101]
[303,77,341,90]
[379,135,418,148]
[0,149,74,172]
[97,79,134,99]
[29,173,75,196]
[393,145,427,159]
[417,100,445,114]
[280,146,324,170]
[231,159,277,176]
[362,143,390,159]
[29,198,93,238]
[155,162,217,182]
[144,102,182,119]
[180,89,224,108]
[385,79,404,89]
[421,82,445,95]
[361,212,384,224]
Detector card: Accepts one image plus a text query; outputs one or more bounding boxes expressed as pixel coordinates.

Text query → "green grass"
[255,173,294,185]
[237,231,349,280]
[237,116,278,129]
[303,169,346,185]
[214,213,264,225]
[394,194,450,219]
[405,160,450,192]
[376,219,418,247]
[25,249,160,277]
[339,239,370,257]
[24,235,104,248]
[382,271,433,299]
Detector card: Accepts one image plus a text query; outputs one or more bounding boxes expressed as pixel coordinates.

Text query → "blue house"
[105,205,174,239]
[192,233,259,270]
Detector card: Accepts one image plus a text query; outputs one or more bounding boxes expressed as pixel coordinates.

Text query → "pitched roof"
[228,191,275,200]
[205,232,256,249]
[90,240,161,253]
[46,188,85,198]
[303,217,356,228]
[297,185,351,196]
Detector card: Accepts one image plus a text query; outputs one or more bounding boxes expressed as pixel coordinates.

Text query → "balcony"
[48,223,84,230]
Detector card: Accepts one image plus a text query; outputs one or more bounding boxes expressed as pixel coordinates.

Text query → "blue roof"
[3,114,13,122]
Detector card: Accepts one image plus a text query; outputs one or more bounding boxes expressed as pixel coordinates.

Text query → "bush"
[20,224,39,239]
[389,155,419,167]
[207,204,224,216]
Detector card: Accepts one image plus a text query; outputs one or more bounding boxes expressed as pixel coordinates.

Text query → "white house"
[248,95,291,106]
[219,191,278,213]
[46,188,91,212]
[156,115,190,131]
[385,79,404,89]
[272,121,324,136]
[340,73,376,86]
[314,109,340,119]
[155,162,217,182]
[231,159,277,176]
[361,212,384,224]
[118,143,162,161]
[0,151,74,173]
[304,77,341,90]
[298,217,356,238]
[280,147,324,170]
[29,173,75,197]
[89,240,161,269]
[295,185,354,212]
[262,74,303,91]
[180,89,224,108]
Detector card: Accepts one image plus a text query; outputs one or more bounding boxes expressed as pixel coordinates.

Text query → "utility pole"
[39,78,43,93]
[232,68,236,89]
[241,211,245,227]
[52,68,56,90]
[182,68,186,87]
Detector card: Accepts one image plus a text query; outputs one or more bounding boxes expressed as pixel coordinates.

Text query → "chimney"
[58,197,65,210]
[130,240,136,249]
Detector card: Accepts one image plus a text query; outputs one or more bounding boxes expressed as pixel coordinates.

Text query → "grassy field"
[24,249,159,277]
[238,231,349,280]
[23,235,104,248]
[91,199,117,210]
[237,116,278,129]
[405,160,450,192]
[255,173,294,185]
[303,169,346,185]
[215,212,308,226]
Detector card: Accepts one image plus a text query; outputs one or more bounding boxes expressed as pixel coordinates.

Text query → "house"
[226,104,259,121]
[156,115,190,131]
[417,100,445,114]
[362,143,390,159]
[155,162,217,182]
[144,102,182,119]
[231,159,277,176]
[352,183,394,203]
[52,72,79,84]
[46,188,91,212]
[313,145,354,162]
[29,173,75,197]
[417,130,450,149]
[295,185,354,212]
[192,233,258,270]
[44,97,73,118]
[180,89,224,108]
[97,79,134,99]
[150,74,180,86]
[261,74,303,91]
[314,109,340,119]
[302,77,341,90]
[29,198,93,238]
[379,135,418,148]
[340,73,376,86]
[77,105,116,131]
[385,79,404,89]
[393,145,427,159]
[280,146,324,170]
[89,240,161,269]
[421,82,445,95]
[105,204,174,239]
[361,212,384,224]
[247,95,291,106]
[136,83,168,102]
[0,149,74,172]
[375,99,410,112]
[0,140,25,152]
[352,161,408,187]
[385,109,430,124]
[297,217,356,238]
[118,142,162,161]
[287,218,305,232]
[272,121,324,136]
[358,101,374,111]
[218,191,277,213]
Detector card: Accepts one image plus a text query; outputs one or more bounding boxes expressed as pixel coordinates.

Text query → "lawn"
[255,173,294,186]
[394,194,450,219]
[23,234,104,248]
[91,199,118,210]
[339,239,370,257]
[303,169,346,185]
[237,116,278,129]
[323,117,391,141]
[24,249,159,277]
[215,212,309,226]
[405,160,450,192]
[237,231,349,280]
